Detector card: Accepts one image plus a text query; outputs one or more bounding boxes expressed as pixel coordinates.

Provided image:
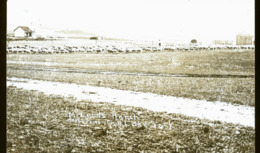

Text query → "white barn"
[14,26,34,37]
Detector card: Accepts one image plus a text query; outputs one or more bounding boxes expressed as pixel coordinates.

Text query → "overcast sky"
[7,0,254,42]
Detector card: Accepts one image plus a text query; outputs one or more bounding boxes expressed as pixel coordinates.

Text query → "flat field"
[7,41,255,152]
[7,50,254,75]
[7,50,255,106]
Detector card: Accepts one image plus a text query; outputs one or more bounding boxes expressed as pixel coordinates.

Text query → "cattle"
[6,41,253,55]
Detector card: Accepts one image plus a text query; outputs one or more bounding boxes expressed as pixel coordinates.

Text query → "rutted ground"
[7,77,254,128]
[7,86,255,152]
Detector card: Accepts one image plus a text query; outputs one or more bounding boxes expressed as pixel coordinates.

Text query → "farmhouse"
[14,26,34,37]
[236,32,253,45]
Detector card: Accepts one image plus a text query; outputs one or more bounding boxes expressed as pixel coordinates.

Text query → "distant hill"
[55,30,96,36]
[55,29,131,41]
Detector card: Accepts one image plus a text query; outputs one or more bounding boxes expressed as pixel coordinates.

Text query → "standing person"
[158,40,163,51]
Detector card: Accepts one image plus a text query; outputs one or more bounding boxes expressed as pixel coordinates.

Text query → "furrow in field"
[7,62,254,78]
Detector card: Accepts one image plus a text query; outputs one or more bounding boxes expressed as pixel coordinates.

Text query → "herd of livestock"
[6,44,255,54]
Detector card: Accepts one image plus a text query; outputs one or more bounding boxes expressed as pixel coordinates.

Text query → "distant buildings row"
[213,32,254,45]
[8,26,254,45]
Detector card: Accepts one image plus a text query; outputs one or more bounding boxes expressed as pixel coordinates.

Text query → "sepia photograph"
[6,0,255,152]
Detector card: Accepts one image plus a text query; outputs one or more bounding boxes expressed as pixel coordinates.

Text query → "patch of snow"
[7,77,254,128]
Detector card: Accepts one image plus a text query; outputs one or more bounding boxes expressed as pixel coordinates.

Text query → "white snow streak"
[7,77,254,128]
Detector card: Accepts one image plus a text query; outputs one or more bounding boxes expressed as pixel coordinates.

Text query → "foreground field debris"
[7,77,254,127]
[7,87,255,152]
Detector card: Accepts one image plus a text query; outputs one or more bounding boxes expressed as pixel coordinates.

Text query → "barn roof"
[236,32,252,37]
[14,26,33,32]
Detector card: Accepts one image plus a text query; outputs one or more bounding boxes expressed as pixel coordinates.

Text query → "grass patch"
[7,50,255,75]
[7,87,255,152]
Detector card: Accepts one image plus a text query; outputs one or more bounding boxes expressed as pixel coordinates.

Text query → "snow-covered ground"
[7,77,254,128]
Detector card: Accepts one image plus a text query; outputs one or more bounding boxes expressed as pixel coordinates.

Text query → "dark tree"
[191,39,197,44]
[90,37,99,40]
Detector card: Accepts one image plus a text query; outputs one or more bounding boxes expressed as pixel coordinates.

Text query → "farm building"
[14,26,34,37]
[212,40,233,45]
[236,32,253,45]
